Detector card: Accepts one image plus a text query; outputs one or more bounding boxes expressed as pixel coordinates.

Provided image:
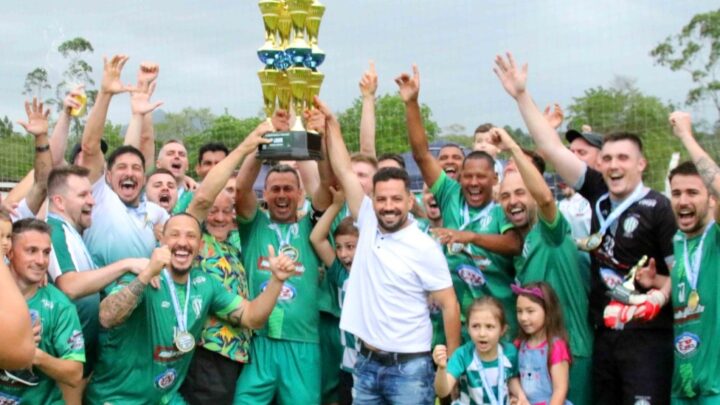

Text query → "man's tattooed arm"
[99,278,146,328]
[695,156,720,199]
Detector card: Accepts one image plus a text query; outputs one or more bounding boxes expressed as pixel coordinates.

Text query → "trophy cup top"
[276,72,292,111]
[305,71,324,104]
[305,0,325,40]
[287,0,312,32]
[277,4,293,48]
[258,69,280,118]
[259,0,282,31]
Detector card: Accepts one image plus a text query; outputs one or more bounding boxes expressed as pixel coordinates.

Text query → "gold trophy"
[304,0,325,69]
[277,72,292,111]
[286,0,313,66]
[257,0,282,67]
[258,69,280,123]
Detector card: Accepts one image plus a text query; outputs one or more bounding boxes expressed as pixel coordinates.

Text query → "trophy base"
[257,131,322,161]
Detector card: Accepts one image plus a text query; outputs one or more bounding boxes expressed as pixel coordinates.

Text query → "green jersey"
[447,340,519,405]
[86,270,242,405]
[173,191,194,214]
[0,285,85,405]
[431,171,517,334]
[238,207,321,343]
[671,223,720,398]
[325,258,357,372]
[514,213,593,358]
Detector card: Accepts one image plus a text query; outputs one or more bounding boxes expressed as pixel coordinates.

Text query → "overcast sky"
[0,1,717,135]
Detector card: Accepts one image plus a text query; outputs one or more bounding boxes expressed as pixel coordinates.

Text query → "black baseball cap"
[70,140,109,164]
[565,129,603,149]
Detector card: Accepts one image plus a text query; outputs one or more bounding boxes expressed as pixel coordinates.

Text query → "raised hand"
[18,98,50,136]
[432,344,448,368]
[137,62,159,86]
[267,245,296,282]
[359,60,378,98]
[101,54,134,95]
[240,121,274,153]
[394,64,420,103]
[330,185,345,205]
[493,52,528,99]
[634,257,657,290]
[305,108,326,134]
[669,111,693,139]
[147,245,171,278]
[488,127,517,152]
[543,103,564,129]
[62,85,85,115]
[272,109,291,132]
[130,80,163,116]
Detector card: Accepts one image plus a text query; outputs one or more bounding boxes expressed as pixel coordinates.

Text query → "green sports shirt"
[0,285,85,405]
[672,223,720,398]
[85,270,242,405]
[238,207,321,343]
[514,213,593,358]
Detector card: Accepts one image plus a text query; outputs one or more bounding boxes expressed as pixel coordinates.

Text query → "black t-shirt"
[578,167,677,330]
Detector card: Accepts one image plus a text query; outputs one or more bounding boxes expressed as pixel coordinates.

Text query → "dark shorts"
[593,328,673,405]
[179,346,244,405]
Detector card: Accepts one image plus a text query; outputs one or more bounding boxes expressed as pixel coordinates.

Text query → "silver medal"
[174,331,196,353]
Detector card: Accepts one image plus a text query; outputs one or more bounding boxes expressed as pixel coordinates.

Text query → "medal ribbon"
[269,222,298,248]
[163,269,191,333]
[683,221,714,290]
[47,213,97,269]
[460,201,495,231]
[472,345,505,405]
[594,182,646,237]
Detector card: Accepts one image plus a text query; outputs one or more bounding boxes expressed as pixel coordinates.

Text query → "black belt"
[359,342,430,366]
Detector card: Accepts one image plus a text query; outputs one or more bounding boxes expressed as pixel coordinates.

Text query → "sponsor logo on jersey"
[261,281,296,300]
[153,346,184,362]
[674,332,700,357]
[674,304,704,324]
[154,368,177,390]
[68,330,85,350]
[192,276,206,285]
[456,264,486,287]
[600,267,624,289]
[638,198,657,208]
[0,392,21,404]
[257,257,305,275]
[161,301,171,309]
[623,216,639,237]
[41,299,54,310]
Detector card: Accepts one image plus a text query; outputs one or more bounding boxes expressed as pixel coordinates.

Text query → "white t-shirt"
[83,178,168,267]
[339,196,452,353]
[557,192,591,240]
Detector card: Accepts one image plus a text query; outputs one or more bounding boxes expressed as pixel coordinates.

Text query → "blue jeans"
[352,352,435,405]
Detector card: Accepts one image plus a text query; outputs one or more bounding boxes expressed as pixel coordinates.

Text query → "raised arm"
[227,245,296,329]
[359,61,378,157]
[50,86,84,167]
[310,187,344,267]
[124,63,160,170]
[55,258,149,300]
[494,53,585,186]
[305,108,332,211]
[188,122,271,222]
[81,55,134,183]
[397,65,444,187]
[315,97,365,219]
[0,261,34,369]
[492,127,557,222]
[99,246,169,328]
[670,111,720,221]
[18,98,52,214]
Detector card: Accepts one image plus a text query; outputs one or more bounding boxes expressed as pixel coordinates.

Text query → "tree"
[337,93,439,154]
[22,68,51,98]
[154,107,215,142]
[183,115,263,166]
[650,9,720,118]
[0,117,13,138]
[566,79,680,189]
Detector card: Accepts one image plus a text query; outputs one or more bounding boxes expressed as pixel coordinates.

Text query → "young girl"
[513,282,572,405]
[433,297,527,405]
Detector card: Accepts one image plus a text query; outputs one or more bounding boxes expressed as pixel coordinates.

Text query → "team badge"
[456,264,486,287]
[623,216,639,235]
[675,332,700,357]
[479,216,492,230]
[600,267,624,290]
[154,368,177,390]
[192,297,203,318]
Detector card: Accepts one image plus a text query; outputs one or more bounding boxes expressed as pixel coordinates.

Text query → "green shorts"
[319,312,341,404]
[672,395,720,405]
[233,337,320,405]
[568,355,592,405]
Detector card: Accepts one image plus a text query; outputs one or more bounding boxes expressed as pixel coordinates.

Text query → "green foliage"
[650,9,720,117]
[154,108,215,142]
[337,93,439,154]
[183,115,263,168]
[566,81,680,189]
[0,117,13,138]
[437,135,473,148]
[23,68,51,98]
[0,134,34,181]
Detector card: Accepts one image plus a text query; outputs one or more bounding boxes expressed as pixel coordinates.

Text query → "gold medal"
[279,244,299,262]
[688,290,700,310]
[174,331,196,353]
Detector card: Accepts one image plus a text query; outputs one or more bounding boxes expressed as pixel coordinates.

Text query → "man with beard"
[0,219,85,405]
[494,52,676,404]
[145,169,179,214]
[156,140,191,199]
[173,142,230,214]
[658,111,720,402]
[399,65,523,336]
[78,55,168,267]
[85,213,294,404]
[46,166,149,403]
[491,127,593,405]
[436,144,465,180]
[318,93,460,404]
[232,109,333,404]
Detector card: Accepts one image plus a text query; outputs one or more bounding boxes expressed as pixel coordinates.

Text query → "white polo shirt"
[339,196,452,353]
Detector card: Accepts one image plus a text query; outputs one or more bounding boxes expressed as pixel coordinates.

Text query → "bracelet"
[35,144,50,153]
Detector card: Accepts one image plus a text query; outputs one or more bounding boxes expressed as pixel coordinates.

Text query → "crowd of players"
[0,51,717,405]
